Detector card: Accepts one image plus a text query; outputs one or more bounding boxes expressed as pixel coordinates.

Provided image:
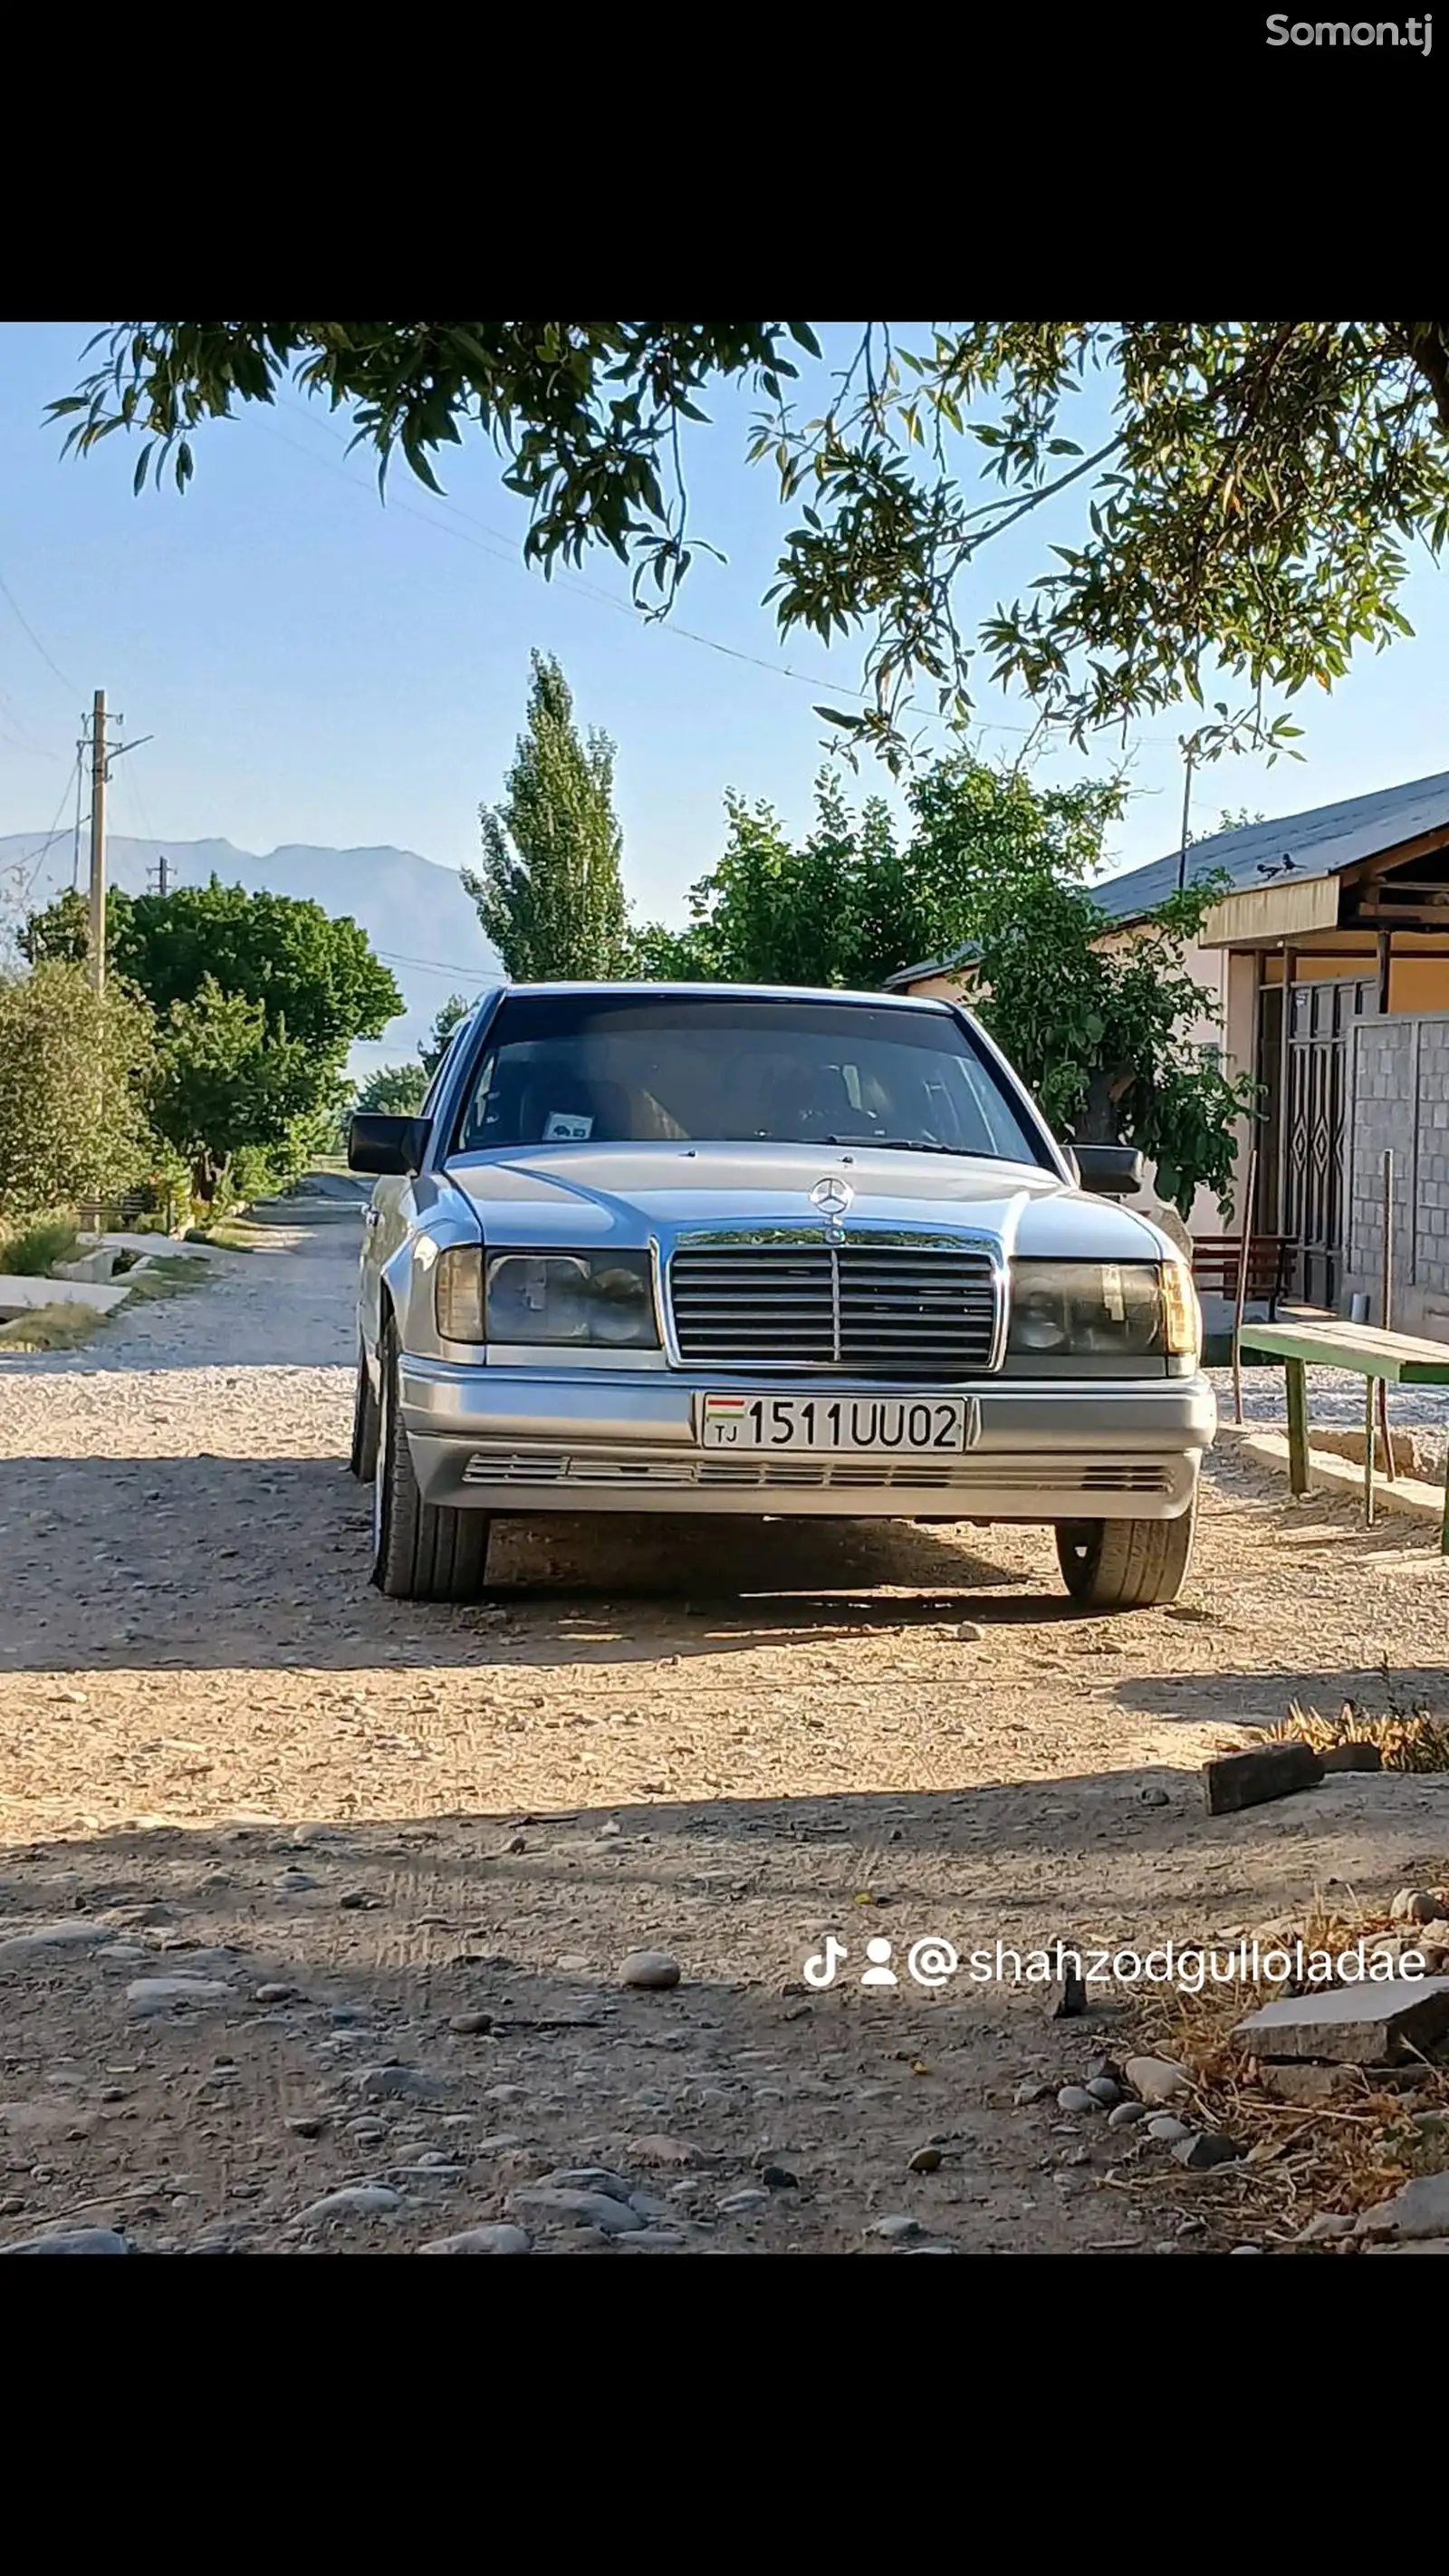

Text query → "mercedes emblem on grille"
[810,1176,854,1219]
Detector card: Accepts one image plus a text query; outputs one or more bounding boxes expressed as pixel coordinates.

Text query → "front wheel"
[370,1322,491,1600]
[1055,1500,1197,1610]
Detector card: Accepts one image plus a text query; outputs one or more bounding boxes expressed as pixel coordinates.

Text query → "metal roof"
[884,943,982,991]
[885,765,1449,985]
[1092,764,1449,924]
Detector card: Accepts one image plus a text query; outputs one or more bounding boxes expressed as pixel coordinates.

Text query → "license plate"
[697,1394,979,1453]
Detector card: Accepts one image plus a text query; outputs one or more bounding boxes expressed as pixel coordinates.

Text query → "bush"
[229,1143,283,1207]
[0,1214,82,1275]
[0,962,155,1219]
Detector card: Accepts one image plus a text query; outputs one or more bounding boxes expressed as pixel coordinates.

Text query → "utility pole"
[88,688,107,991]
[1176,741,1195,893]
[149,852,170,896]
[83,695,154,983]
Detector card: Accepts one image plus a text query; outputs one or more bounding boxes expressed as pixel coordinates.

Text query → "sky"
[5,319,1449,929]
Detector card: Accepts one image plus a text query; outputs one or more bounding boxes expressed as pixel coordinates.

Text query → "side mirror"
[1073,1143,1145,1197]
[349,1113,431,1177]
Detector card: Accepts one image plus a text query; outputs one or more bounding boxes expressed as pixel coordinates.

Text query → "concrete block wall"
[1344,1013,1449,1340]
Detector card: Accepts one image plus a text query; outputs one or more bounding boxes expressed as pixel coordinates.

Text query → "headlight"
[1160,1258,1201,1360]
[1008,1260,1168,1360]
[484,1248,659,1348]
[436,1245,487,1341]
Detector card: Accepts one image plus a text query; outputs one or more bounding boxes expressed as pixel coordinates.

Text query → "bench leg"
[1365,1377,1376,1529]
[1285,1358,1310,1497]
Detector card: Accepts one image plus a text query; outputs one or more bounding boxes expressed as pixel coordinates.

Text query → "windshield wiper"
[822,1134,976,1157]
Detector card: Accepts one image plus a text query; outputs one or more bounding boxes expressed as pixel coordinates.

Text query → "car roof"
[482,981,958,1012]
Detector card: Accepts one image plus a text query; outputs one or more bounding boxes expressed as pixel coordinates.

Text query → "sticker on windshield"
[543,1111,593,1141]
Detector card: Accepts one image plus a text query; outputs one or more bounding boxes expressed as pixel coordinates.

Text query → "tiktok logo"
[802,1935,849,1988]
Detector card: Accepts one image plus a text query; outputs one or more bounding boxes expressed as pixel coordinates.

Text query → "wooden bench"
[1191,1234,1293,1314]
[1237,1317,1449,1550]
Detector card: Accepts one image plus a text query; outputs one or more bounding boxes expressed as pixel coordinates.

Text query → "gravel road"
[3,1205,1449,2257]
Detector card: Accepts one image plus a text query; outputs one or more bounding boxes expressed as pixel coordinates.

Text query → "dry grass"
[1122,1663,1449,2242]
[1119,1885,1449,2247]
[1141,1658,1449,2243]
[1273,1692,1449,1774]
[0,1301,106,1352]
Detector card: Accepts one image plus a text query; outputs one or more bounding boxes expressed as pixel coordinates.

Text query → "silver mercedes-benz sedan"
[347,983,1214,1607]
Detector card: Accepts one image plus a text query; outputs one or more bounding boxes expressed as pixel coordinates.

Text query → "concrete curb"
[0,1274,132,1318]
[1237,1427,1446,1530]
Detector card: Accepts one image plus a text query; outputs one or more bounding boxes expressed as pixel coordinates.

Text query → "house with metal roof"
[886,769,1449,1331]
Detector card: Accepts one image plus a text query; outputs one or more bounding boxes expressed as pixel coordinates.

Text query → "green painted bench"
[1236,1318,1449,1551]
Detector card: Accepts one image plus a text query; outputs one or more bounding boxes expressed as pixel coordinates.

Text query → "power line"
[14,754,85,914]
[120,746,166,860]
[0,686,64,763]
[270,405,962,729]
[372,943,494,983]
[70,736,85,889]
[0,566,79,697]
[273,399,1175,751]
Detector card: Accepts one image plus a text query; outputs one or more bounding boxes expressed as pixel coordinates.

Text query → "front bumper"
[398,1358,1216,1521]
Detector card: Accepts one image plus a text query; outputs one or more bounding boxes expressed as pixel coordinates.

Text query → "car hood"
[439,1141,1176,1260]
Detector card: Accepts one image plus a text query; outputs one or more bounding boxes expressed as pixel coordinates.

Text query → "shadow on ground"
[5,1764,1449,2256]
[0,1453,1082,1675]
[1115,1667,1449,1727]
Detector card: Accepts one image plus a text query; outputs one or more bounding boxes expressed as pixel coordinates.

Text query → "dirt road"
[3,1207,1449,2255]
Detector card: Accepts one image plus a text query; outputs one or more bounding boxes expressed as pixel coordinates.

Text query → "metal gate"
[1284,976,1375,1307]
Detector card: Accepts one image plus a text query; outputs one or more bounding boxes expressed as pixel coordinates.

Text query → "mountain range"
[0,831,502,1079]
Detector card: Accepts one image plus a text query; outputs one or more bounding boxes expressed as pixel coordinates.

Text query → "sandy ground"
[3,1203,1449,2257]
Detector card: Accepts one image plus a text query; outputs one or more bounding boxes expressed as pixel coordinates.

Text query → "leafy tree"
[113,879,398,1056]
[22,877,402,1198]
[904,759,1256,1215]
[19,882,131,969]
[52,320,1449,764]
[23,878,398,1054]
[150,976,337,1199]
[421,992,470,1075]
[0,961,155,1216]
[635,764,1122,993]
[632,775,915,988]
[465,653,629,978]
[356,1062,427,1116]
[638,755,1252,1216]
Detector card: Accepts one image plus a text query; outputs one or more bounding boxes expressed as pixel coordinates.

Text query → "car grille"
[667,1238,1000,1373]
[461,1449,1171,1495]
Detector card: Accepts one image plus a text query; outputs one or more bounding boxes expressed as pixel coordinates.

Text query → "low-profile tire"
[370,1321,491,1600]
[349,1339,379,1481]
[1054,1498,1197,1611]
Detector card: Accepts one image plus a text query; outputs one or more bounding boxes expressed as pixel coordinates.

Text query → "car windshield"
[449,993,1048,1165]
